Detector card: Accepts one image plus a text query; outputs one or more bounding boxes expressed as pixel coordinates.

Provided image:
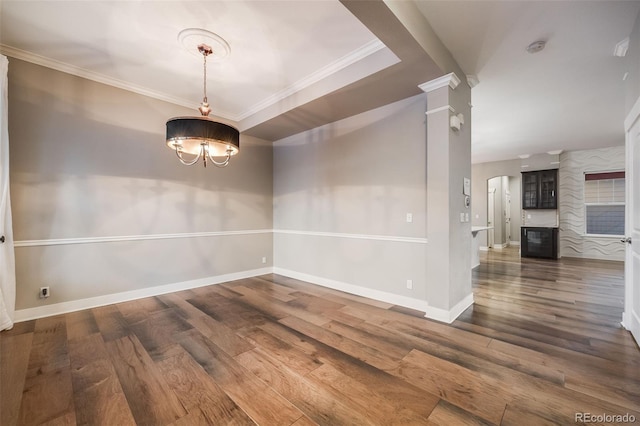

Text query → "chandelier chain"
[203,52,208,103]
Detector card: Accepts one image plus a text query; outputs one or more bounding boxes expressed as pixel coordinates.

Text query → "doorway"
[488,188,495,248]
[505,190,512,243]
[487,175,520,249]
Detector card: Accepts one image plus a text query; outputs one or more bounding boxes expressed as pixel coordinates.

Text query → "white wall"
[559,146,626,261]
[9,59,274,312]
[273,95,429,307]
[626,9,640,116]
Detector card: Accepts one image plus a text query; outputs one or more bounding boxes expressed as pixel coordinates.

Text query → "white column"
[420,73,474,323]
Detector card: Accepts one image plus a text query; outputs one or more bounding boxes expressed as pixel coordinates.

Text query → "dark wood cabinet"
[521,227,558,259]
[522,172,539,209]
[522,169,557,209]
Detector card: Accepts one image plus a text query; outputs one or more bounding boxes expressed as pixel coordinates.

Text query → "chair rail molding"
[13,229,273,247]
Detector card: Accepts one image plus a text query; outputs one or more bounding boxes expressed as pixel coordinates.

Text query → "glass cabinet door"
[539,170,557,209]
[521,169,557,209]
[522,173,539,209]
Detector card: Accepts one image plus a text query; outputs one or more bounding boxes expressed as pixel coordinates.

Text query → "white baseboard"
[622,310,640,347]
[485,242,518,250]
[14,267,274,322]
[442,292,475,323]
[273,267,429,312]
[15,266,474,325]
[273,268,473,324]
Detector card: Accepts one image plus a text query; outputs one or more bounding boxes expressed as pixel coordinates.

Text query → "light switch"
[460,213,465,223]
[465,213,469,222]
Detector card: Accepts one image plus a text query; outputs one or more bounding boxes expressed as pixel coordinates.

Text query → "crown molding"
[2,40,386,126]
[418,72,461,93]
[236,39,386,121]
[0,44,239,121]
[466,74,479,88]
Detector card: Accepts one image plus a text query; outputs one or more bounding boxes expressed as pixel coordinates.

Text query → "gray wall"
[9,59,274,310]
[626,10,640,116]
[471,159,522,247]
[273,94,428,302]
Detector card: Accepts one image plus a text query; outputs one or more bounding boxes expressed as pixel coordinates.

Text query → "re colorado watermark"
[575,412,637,423]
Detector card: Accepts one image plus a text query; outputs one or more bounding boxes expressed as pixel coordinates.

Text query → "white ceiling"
[1,1,639,164]
[416,1,640,164]
[0,1,392,119]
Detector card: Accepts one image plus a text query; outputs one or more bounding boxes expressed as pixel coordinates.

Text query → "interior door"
[488,189,495,248]
[505,190,511,244]
[0,54,14,331]
[624,109,640,346]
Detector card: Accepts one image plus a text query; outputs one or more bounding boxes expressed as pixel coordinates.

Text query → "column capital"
[418,72,461,93]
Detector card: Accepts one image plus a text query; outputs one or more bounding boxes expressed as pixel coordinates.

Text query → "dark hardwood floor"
[2,247,639,425]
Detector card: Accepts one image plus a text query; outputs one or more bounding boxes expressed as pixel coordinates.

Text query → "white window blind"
[584,171,625,236]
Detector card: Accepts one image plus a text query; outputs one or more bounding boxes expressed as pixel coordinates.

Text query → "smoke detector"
[526,40,546,54]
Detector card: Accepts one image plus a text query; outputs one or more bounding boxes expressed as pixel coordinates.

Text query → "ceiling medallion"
[178,28,231,61]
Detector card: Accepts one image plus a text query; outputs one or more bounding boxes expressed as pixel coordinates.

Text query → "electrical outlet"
[39,287,50,299]
[262,257,267,264]
[406,279,413,290]
[406,213,413,223]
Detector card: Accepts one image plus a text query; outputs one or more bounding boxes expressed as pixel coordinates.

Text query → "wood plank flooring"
[2,247,639,425]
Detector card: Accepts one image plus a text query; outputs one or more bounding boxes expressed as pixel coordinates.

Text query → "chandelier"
[166,43,239,167]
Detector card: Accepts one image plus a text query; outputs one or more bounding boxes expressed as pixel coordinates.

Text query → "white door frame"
[488,188,496,248]
[505,189,512,244]
[623,96,640,346]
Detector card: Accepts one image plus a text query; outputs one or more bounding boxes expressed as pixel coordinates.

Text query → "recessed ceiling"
[0,1,396,122]
[1,0,639,164]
